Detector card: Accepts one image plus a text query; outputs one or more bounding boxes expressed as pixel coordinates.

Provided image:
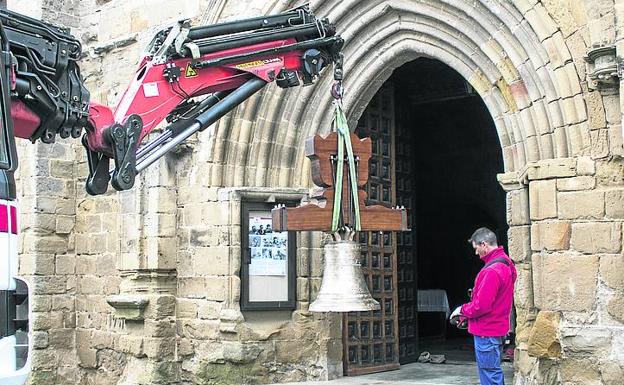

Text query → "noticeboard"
[241,201,296,310]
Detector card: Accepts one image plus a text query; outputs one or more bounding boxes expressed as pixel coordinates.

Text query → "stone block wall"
[506,156,624,385]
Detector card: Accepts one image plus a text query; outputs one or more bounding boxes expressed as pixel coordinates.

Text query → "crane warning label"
[185,63,198,78]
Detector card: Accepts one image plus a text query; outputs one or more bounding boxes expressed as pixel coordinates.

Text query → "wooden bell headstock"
[272,132,408,232]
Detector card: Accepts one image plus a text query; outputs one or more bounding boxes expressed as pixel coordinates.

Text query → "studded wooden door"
[395,96,419,364]
[343,83,400,375]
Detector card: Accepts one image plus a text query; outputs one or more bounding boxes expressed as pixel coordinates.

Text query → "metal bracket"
[152,22,182,65]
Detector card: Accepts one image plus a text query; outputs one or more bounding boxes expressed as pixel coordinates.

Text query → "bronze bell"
[309,240,380,312]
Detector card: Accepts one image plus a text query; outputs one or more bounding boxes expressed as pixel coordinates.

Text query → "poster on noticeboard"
[248,211,288,276]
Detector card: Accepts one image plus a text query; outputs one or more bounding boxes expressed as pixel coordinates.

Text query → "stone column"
[498,171,538,378]
[105,161,179,385]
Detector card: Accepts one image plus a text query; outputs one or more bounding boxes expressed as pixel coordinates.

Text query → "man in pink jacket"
[455,227,517,385]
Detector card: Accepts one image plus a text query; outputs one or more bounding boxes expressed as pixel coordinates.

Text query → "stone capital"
[585,45,618,91]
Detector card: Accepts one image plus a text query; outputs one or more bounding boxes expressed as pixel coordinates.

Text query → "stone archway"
[210,0,589,188]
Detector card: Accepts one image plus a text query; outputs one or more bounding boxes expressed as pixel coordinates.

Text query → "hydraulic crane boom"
[2,5,343,194]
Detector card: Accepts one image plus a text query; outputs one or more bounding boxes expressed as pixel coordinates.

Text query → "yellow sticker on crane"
[234,58,281,70]
[185,63,198,78]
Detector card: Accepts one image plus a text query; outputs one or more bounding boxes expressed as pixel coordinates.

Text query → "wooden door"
[343,83,399,375]
[395,95,419,364]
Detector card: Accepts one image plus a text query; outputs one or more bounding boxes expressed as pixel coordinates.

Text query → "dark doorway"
[391,58,508,363]
[344,58,508,375]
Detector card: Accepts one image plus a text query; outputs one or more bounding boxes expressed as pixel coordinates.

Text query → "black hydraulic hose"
[135,90,230,161]
[186,23,329,57]
[0,19,9,52]
[188,10,306,40]
[195,36,343,69]
[135,78,267,173]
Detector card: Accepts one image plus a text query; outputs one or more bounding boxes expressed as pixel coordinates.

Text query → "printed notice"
[248,212,287,276]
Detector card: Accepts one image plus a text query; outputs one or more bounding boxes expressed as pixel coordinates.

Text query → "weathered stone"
[529,180,557,220]
[117,335,145,357]
[532,254,598,310]
[590,128,609,159]
[560,357,601,383]
[219,309,243,322]
[198,301,222,319]
[297,277,310,302]
[77,345,97,368]
[527,311,561,358]
[33,331,49,349]
[514,348,537,376]
[178,278,206,299]
[514,265,535,309]
[182,319,220,340]
[571,222,622,253]
[561,327,612,354]
[143,337,175,359]
[601,361,624,385]
[205,277,228,301]
[31,349,61,371]
[193,246,230,276]
[595,158,624,186]
[526,158,577,180]
[55,254,75,275]
[605,189,624,218]
[152,295,176,318]
[222,341,262,363]
[576,156,596,175]
[600,254,624,290]
[530,220,571,250]
[508,225,531,263]
[556,175,596,191]
[96,349,126,377]
[558,190,605,219]
[506,187,530,225]
[145,319,176,338]
[515,307,537,346]
[48,329,75,349]
[177,298,198,318]
[606,296,624,323]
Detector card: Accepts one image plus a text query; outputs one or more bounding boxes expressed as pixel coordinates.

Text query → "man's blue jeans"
[474,336,504,385]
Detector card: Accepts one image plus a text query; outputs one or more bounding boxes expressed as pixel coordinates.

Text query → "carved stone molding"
[585,45,618,90]
[106,295,149,321]
[118,268,178,295]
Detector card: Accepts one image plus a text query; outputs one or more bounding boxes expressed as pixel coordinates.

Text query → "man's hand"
[449,306,468,329]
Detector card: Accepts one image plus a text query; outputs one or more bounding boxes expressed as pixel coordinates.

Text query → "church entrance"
[343,58,508,375]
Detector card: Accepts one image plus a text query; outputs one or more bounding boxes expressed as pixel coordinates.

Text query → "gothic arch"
[202,0,588,187]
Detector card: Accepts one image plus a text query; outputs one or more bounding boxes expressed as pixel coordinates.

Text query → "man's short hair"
[468,227,498,246]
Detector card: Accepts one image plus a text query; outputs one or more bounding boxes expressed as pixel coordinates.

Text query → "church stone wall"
[6,0,624,384]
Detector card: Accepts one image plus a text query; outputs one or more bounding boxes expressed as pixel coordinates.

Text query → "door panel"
[395,97,418,364]
[343,83,399,375]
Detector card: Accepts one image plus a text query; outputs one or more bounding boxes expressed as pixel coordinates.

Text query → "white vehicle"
[0,29,29,383]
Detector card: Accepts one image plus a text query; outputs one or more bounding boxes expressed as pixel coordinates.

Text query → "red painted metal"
[11,100,41,139]
[9,206,16,235]
[0,204,7,233]
[85,38,303,156]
